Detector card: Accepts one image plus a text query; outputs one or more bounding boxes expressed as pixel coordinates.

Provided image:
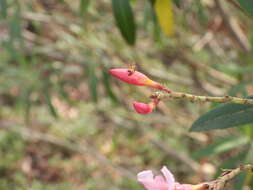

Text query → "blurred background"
[0,0,253,189]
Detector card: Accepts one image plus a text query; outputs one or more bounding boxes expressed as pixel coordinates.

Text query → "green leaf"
[234,172,247,190]
[173,0,181,8]
[236,0,253,17]
[245,142,253,163]
[24,88,33,123]
[79,0,90,18]
[9,3,22,41]
[0,0,7,19]
[192,136,249,159]
[190,97,253,131]
[44,88,58,119]
[102,67,118,103]
[112,0,136,45]
[86,62,98,102]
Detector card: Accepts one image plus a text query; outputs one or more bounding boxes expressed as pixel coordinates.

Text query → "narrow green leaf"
[192,136,249,159]
[143,1,152,29]
[44,90,58,119]
[87,62,98,102]
[0,0,7,18]
[24,88,33,124]
[173,0,181,8]
[150,2,162,43]
[102,67,118,103]
[190,97,253,131]
[245,143,253,163]
[234,172,247,190]
[236,0,253,17]
[112,0,136,45]
[9,3,22,41]
[195,1,208,26]
[80,0,90,17]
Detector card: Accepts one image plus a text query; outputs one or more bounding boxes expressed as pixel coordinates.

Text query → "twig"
[206,164,253,190]
[152,91,253,104]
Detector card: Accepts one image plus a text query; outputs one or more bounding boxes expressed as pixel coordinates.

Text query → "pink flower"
[137,166,207,190]
[109,68,170,92]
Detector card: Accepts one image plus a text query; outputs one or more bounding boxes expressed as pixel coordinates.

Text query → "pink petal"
[137,171,168,190]
[137,170,156,190]
[137,170,154,181]
[175,183,193,190]
[154,176,169,190]
[161,166,175,190]
[154,175,165,182]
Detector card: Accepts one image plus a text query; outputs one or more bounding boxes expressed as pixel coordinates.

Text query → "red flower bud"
[109,68,170,92]
[133,99,160,114]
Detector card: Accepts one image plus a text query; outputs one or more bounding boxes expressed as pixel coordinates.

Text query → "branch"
[206,164,253,190]
[152,91,253,104]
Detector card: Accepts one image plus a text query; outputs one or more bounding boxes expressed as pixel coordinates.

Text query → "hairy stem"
[206,164,253,190]
[152,91,253,104]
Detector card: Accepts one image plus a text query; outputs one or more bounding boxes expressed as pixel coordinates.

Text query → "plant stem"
[152,91,253,104]
[206,164,253,190]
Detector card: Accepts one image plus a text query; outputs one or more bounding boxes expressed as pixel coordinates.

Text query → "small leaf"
[0,0,7,19]
[154,0,174,36]
[9,3,22,41]
[236,0,253,17]
[245,142,253,163]
[102,67,118,103]
[173,0,181,8]
[44,90,58,119]
[24,88,33,123]
[234,172,246,190]
[190,97,253,131]
[192,136,249,159]
[112,0,136,45]
[86,62,98,102]
[79,0,90,18]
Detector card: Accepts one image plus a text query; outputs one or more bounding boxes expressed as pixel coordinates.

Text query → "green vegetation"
[0,0,253,189]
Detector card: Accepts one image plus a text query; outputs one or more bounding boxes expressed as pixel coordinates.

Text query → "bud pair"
[109,68,168,114]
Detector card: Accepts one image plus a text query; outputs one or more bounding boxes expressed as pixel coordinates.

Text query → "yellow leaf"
[154,0,174,36]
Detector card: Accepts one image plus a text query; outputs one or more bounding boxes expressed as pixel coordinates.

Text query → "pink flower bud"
[109,68,170,92]
[133,102,155,114]
[133,99,159,114]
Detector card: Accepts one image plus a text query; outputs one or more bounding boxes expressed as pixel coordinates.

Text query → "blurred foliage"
[0,0,253,189]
